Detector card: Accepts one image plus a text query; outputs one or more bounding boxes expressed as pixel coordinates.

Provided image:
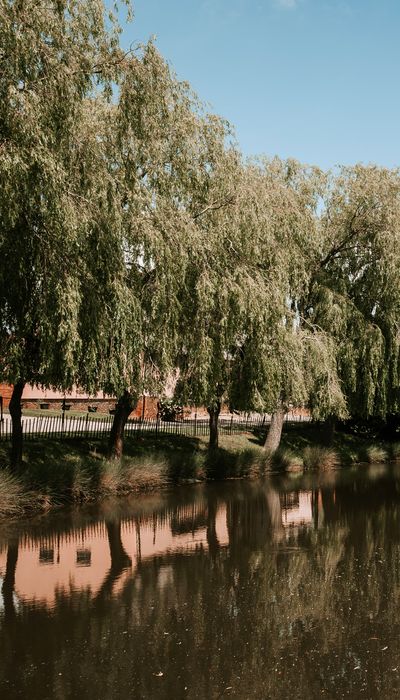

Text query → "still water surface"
[1,466,400,699]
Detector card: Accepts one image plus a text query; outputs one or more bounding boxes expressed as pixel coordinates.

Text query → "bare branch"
[193,194,236,220]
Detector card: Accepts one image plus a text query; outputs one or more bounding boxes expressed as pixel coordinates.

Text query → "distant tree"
[309,165,400,431]
[227,159,347,454]
[259,163,400,451]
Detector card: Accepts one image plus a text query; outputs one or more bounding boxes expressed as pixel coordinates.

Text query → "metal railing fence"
[0,412,310,442]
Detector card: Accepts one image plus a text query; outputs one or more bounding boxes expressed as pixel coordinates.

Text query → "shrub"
[98,461,124,495]
[303,446,339,471]
[158,398,183,422]
[70,465,93,502]
[0,470,35,518]
[271,448,303,472]
[364,445,388,464]
[123,458,166,492]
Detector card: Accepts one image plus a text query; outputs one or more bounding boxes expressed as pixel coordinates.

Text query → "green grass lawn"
[0,423,395,474]
[0,431,262,473]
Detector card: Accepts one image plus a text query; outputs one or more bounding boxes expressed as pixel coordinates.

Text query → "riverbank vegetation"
[1,0,400,483]
[0,424,399,519]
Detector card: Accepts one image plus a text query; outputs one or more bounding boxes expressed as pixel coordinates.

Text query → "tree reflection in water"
[1,538,18,622]
[1,469,400,699]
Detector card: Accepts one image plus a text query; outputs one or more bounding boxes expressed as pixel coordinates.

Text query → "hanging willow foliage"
[0,0,133,392]
[310,165,400,419]
[1,1,400,465]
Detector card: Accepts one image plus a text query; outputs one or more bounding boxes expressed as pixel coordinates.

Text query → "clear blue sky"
[121,1,400,169]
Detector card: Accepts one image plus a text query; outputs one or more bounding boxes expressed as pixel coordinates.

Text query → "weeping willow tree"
[0,0,136,468]
[2,1,399,471]
[191,160,400,454]
[221,159,347,453]
[260,163,400,449]
[308,165,400,428]
[72,99,142,405]
[106,42,234,457]
[174,157,293,449]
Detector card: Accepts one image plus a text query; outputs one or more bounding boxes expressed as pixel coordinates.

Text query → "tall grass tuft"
[0,470,35,518]
[165,450,204,484]
[303,446,340,471]
[204,447,268,480]
[236,448,272,477]
[271,448,303,473]
[70,465,93,502]
[123,458,166,492]
[98,460,124,495]
[363,445,388,464]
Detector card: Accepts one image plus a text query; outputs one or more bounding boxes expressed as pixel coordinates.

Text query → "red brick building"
[0,383,159,418]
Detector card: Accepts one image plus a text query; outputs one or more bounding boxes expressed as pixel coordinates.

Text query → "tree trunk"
[107,390,135,460]
[263,408,285,454]
[9,380,25,471]
[207,400,221,449]
[322,414,336,446]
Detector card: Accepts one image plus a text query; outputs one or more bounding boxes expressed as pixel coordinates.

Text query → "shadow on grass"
[122,433,201,458]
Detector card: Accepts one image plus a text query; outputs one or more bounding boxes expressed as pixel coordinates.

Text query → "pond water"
[1,466,400,699]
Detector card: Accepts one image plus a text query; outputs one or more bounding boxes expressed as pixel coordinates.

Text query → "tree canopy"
[1,0,400,465]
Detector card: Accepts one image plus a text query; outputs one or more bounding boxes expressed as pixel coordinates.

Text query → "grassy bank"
[0,424,399,519]
[275,423,400,468]
[0,433,266,517]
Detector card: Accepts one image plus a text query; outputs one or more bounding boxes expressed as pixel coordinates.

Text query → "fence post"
[230,414,233,435]
[194,413,198,437]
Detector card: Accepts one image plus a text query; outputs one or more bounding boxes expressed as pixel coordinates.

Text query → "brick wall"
[0,384,161,417]
[0,383,13,408]
[133,396,159,419]
[0,383,311,418]
[20,398,117,414]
